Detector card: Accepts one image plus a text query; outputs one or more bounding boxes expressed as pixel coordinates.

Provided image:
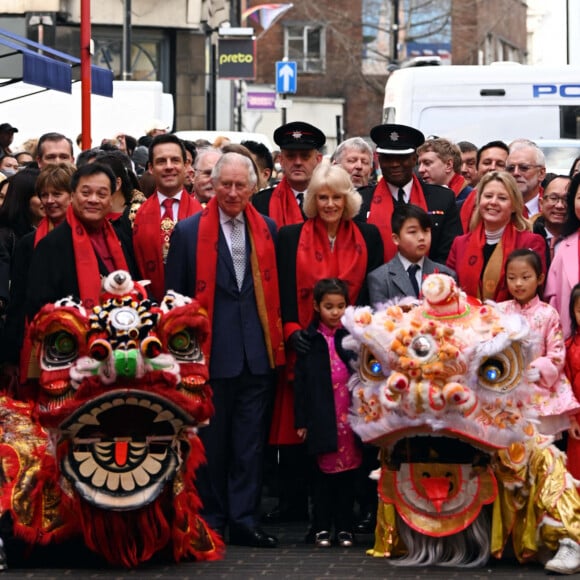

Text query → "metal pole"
[566,0,570,65]
[210,41,217,130]
[392,0,399,63]
[80,0,92,150]
[122,0,133,80]
[236,80,243,131]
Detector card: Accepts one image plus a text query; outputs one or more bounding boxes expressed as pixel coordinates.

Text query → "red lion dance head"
[0,271,224,568]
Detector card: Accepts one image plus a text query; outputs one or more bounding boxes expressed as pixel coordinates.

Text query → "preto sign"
[218,38,255,80]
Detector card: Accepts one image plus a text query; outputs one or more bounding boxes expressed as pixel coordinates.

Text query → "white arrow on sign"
[278,63,295,92]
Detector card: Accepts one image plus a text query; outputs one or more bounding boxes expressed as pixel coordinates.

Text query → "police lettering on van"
[383,63,580,145]
[533,84,580,98]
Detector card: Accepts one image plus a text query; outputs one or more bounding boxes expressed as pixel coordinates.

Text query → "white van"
[383,63,580,146]
[2,80,174,151]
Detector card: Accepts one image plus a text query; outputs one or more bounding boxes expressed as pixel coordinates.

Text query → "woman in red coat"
[447,171,546,302]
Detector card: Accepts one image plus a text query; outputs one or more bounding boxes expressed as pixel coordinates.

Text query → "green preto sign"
[218,38,256,80]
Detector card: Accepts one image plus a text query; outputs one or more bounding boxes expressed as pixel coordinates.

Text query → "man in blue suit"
[165,152,285,548]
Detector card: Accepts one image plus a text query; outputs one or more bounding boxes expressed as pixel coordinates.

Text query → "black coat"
[277,220,384,330]
[2,230,35,364]
[532,215,553,269]
[356,180,463,264]
[251,186,276,216]
[294,324,355,455]
[25,221,139,321]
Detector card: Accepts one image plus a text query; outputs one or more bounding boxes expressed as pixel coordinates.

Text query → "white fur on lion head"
[342,274,538,451]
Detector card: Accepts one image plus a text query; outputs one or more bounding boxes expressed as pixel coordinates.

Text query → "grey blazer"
[367,255,457,306]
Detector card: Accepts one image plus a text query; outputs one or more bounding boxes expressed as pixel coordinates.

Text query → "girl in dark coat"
[294,278,360,549]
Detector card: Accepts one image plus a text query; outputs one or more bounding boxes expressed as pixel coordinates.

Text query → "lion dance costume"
[342,273,580,575]
[0,271,224,569]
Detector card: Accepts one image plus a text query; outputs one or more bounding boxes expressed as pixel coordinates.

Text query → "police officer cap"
[274,121,326,151]
[370,124,425,155]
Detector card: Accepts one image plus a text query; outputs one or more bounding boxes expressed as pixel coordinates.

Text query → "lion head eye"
[368,357,382,375]
[360,346,384,381]
[168,329,202,362]
[480,360,503,383]
[43,331,79,368]
[477,345,522,393]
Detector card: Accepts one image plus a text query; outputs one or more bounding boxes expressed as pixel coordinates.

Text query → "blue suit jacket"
[165,210,278,379]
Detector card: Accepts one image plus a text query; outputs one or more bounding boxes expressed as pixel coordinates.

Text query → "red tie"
[161,198,174,221]
[160,199,176,263]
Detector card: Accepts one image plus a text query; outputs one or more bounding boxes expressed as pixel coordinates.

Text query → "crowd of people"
[1,117,580,561]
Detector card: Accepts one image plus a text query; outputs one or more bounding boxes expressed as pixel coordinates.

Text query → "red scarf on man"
[454,220,519,301]
[194,198,285,368]
[268,177,304,229]
[66,205,129,310]
[448,173,469,198]
[294,217,367,330]
[367,174,428,261]
[133,192,202,302]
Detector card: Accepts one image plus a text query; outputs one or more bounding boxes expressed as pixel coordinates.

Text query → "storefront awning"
[0,26,113,97]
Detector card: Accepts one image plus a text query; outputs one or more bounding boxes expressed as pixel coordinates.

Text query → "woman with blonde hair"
[447,170,546,302]
[269,163,383,531]
[278,161,383,339]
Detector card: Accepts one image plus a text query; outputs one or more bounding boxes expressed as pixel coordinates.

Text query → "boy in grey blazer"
[368,204,457,306]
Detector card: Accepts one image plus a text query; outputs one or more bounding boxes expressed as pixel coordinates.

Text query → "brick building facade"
[451,0,527,65]
[248,0,387,141]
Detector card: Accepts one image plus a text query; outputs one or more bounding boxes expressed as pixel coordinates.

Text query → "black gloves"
[289,329,311,355]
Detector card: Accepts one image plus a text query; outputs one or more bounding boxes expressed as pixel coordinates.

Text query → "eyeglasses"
[505,163,542,173]
[543,194,568,206]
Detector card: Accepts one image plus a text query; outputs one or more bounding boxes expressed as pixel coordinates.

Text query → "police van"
[383,62,580,147]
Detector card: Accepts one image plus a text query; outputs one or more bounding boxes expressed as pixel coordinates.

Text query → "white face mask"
[1,168,15,177]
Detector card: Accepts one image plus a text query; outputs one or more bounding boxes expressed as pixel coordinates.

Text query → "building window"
[93,27,171,90]
[284,23,325,73]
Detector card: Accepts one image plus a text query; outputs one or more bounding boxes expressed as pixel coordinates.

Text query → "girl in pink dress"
[293,278,361,549]
[498,249,580,438]
[565,283,580,481]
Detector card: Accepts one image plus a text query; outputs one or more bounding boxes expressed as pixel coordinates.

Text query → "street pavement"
[0,518,568,579]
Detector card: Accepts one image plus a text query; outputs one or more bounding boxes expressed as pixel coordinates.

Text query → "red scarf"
[194,198,285,368]
[133,192,202,302]
[448,173,469,198]
[295,217,367,329]
[268,177,304,228]
[367,174,428,261]
[66,205,129,310]
[33,217,52,247]
[454,221,518,301]
[460,189,477,232]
